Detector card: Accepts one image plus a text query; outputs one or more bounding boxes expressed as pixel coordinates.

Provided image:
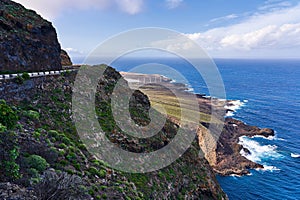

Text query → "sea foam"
[291,153,300,158]
[238,136,283,163]
[225,100,246,117]
[250,134,286,141]
[256,165,281,172]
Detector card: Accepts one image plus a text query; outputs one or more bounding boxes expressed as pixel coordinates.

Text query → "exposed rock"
[259,128,275,138]
[60,49,72,66]
[0,182,38,200]
[213,118,274,175]
[0,0,62,73]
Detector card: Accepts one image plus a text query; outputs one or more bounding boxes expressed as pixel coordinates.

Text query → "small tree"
[0,100,18,129]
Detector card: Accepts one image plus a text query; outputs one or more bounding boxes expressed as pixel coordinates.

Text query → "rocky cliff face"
[60,49,72,66]
[199,118,274,176]
[0,0,62,73]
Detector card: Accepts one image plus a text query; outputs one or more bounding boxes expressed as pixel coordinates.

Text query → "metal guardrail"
[0,68,77,80]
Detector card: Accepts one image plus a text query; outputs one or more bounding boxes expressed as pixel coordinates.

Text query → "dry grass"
[139,88,221,124]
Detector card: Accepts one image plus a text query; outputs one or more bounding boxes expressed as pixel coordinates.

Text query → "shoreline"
[121,71,275,176]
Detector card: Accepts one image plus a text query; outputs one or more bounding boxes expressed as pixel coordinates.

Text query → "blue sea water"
[109,57,300,200]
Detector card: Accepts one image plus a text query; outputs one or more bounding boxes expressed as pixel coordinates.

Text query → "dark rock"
[258,128,275,137]
[60,49,72,66]
[242,147,251,155]
[0,0,62,73]
[214,118,274,175]
[0,182,38,200]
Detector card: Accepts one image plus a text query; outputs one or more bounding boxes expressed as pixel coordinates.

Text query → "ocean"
[94,57,300,200]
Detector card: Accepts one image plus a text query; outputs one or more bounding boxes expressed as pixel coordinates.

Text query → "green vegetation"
[24,110,40,120]
[25,155,49,173]
[22,72,30,80]
[14,75,24,84]
[0,123,7,133]
[3,147,21,180]
[0,67,226,199]
[0,130,21,180]
[0,100,18,129]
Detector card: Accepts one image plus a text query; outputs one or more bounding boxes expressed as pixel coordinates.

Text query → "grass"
[139,88,222,124]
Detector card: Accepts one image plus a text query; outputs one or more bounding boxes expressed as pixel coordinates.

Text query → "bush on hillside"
[0,100,18,129]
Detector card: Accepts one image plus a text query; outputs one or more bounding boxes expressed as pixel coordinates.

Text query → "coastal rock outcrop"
[0,0,62,73]
[213,118,275,175]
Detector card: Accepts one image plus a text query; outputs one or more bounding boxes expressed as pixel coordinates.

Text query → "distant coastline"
[121,71,275,176]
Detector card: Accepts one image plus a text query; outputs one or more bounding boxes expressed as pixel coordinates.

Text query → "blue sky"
[14,0,300,61]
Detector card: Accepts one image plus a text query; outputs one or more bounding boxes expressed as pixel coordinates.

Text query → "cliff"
[121,72,275,176]
[0,0,62,73]
[201,118,274,175]
[0,66,227,199]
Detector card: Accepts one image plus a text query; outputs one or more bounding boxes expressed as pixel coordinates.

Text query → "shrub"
[62,136,71,145]
[14,75,24,84]
[25,110,40,120]
[88,167,98,176]
[73,163,81,171]
[21,72,30,80]
[99,169,106,178]
[3,147,21,180]
[88,167,106,178]
[59,160,68,166]
[27,168,39,178]
[59,149,65,156]
[48,130,59,137]
[0,123,7,133]
[3,159,21,180]
[25,155,49,173]
[96,195,101,200]
[58,143,67,149]
[33,131,41,139]
[0,100,18,129]
[66,152,76,161]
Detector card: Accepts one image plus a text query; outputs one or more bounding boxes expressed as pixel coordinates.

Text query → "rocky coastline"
[121,72,275,176]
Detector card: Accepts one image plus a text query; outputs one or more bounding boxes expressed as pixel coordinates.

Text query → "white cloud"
[65,47,84,55]
[13,0,144,20]
[219,24,300,50]
[259,0,292,11]
[185,3,300,58]
[116,0,144,15]
[165,0,183,9]
[210,14,238,23]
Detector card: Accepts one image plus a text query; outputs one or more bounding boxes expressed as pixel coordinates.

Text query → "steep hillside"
[0,66,227,199]
[0,0,62,73]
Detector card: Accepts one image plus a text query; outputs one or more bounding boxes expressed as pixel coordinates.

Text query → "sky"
[13,0,300,61]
